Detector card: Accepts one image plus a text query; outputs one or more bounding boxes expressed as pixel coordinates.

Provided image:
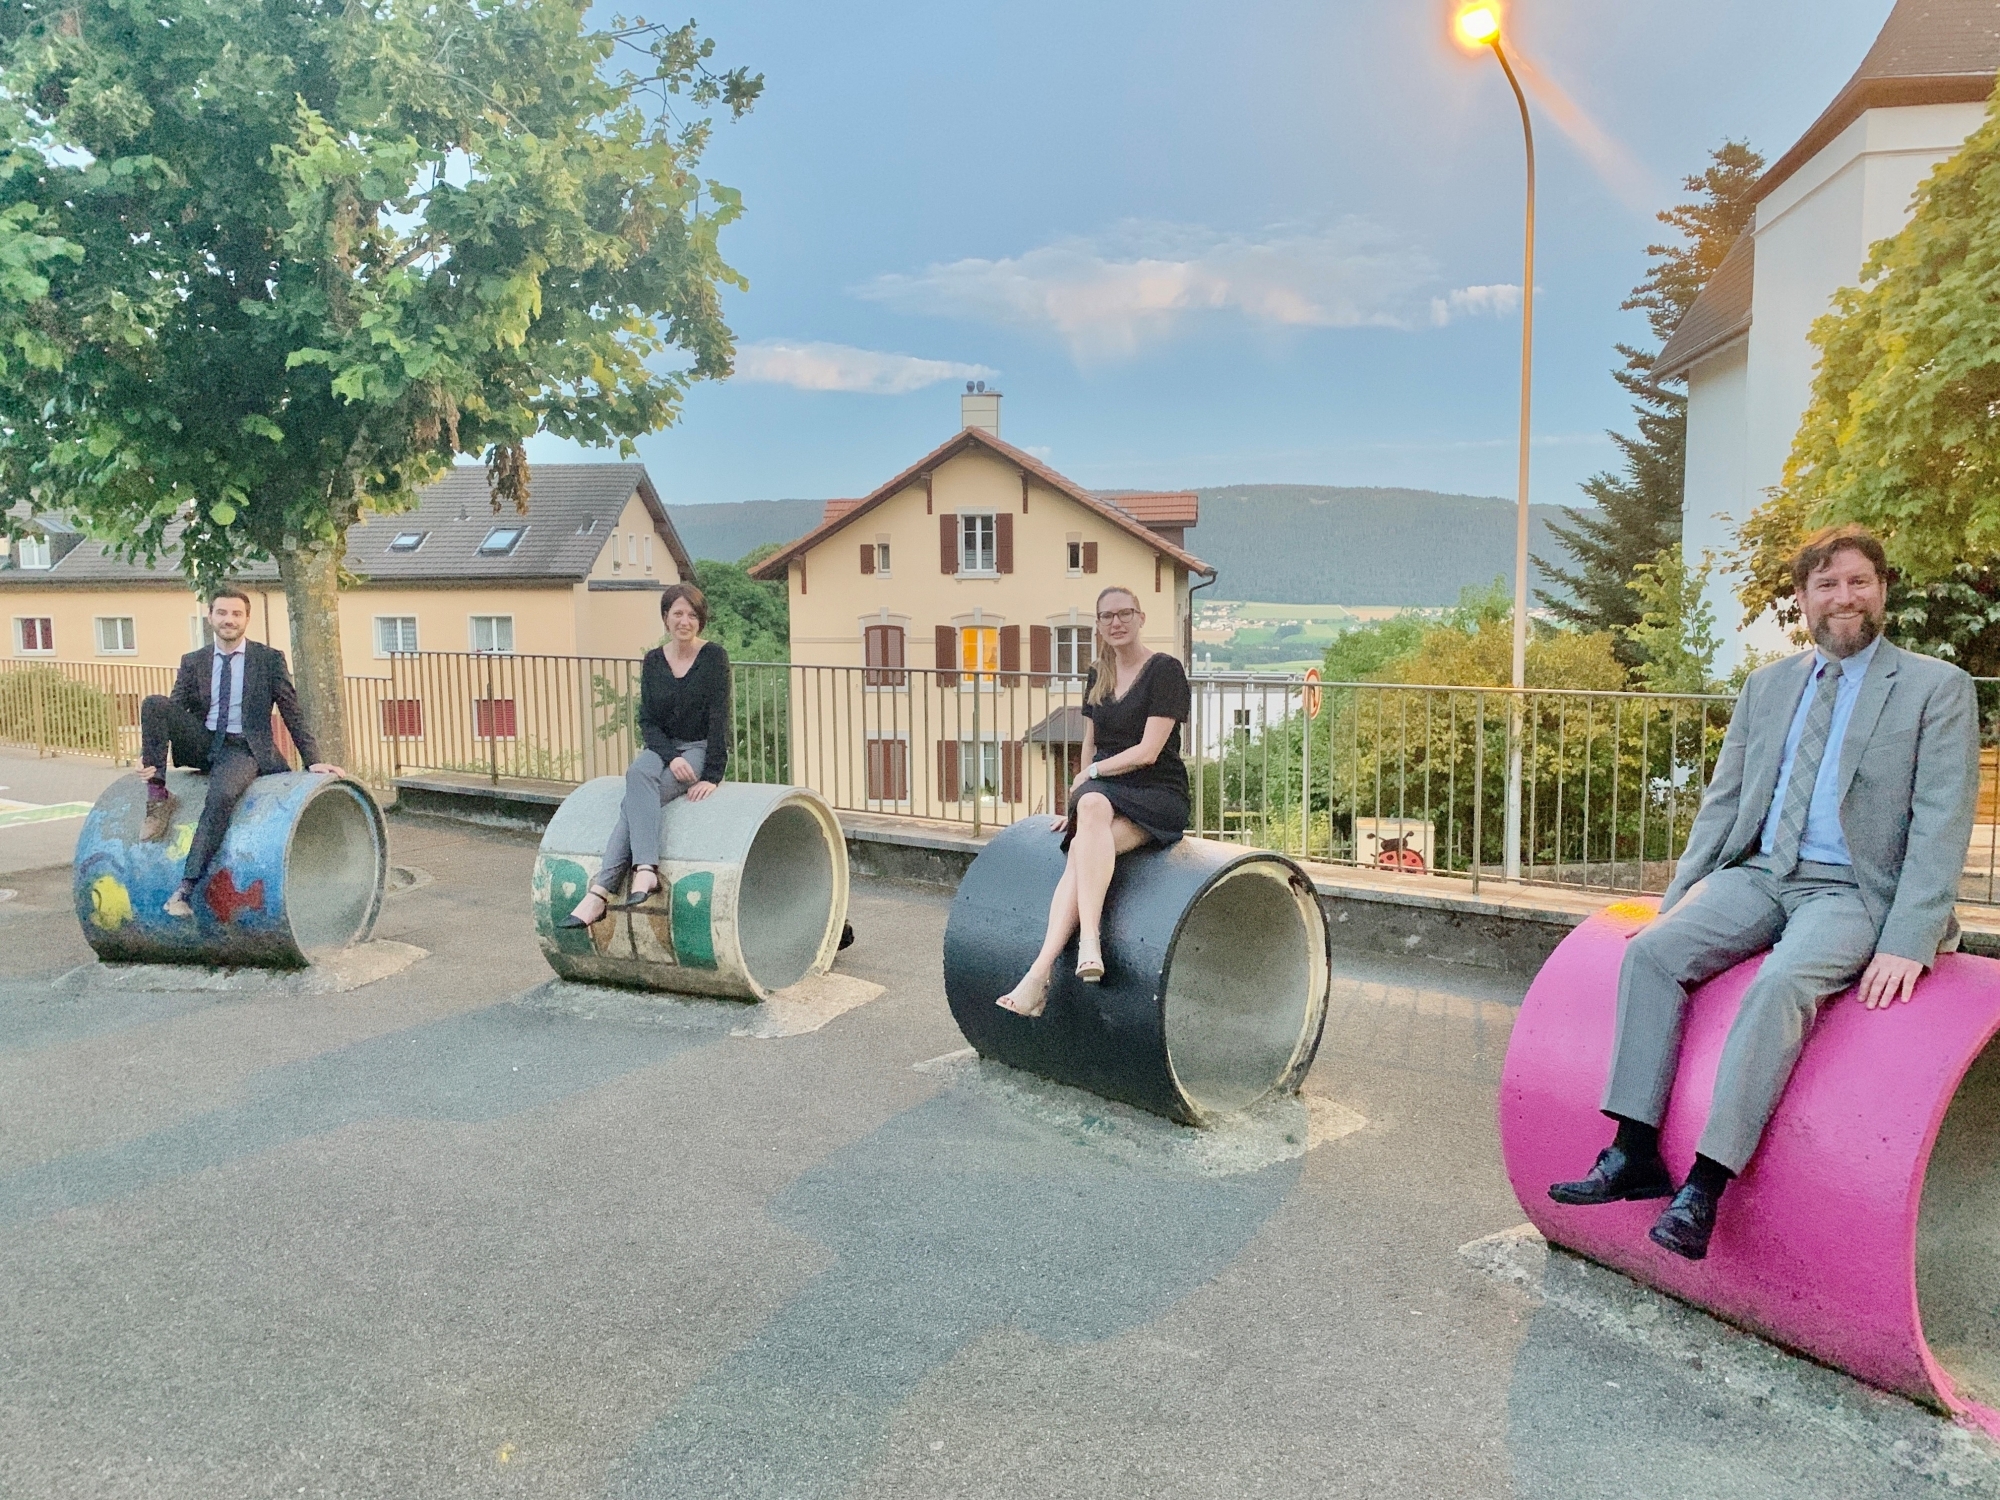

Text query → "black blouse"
[639,641,731,781]
[1082,652,1191,797]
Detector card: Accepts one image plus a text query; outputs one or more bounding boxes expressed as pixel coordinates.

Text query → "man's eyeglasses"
[1096,608,1141,625]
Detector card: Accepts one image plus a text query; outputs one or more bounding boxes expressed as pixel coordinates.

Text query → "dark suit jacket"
[171,641,321,775]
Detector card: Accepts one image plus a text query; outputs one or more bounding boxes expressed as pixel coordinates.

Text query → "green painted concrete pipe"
[533,779,849,1000]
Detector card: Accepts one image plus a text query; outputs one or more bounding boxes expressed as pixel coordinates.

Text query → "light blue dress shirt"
[1757,636,1880,866]
[207,643,247,736]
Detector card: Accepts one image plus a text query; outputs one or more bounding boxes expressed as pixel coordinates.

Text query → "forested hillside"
[1186,485,1568,605]
[666,485,1575,605]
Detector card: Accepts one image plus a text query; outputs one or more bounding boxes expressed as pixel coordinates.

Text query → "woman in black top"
[562,583,731,927]
[996,586,1192,1016]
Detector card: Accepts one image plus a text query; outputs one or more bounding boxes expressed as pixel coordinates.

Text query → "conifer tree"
[1535,142,1763,663]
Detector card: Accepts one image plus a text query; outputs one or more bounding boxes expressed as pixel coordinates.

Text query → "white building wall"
[1680,342,1770,667]
[1711,101,1987,668]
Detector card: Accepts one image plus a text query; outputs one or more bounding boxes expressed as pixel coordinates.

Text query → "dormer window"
[387,531,427,554]
[13,535,51,570]
[477,526,525,557]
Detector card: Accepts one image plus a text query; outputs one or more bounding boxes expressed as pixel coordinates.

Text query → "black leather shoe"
[1548,1145,1674,1206]
[1649,1184,1719,1261]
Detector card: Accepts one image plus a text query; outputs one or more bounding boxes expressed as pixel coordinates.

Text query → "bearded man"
[1548,524,1980,1260]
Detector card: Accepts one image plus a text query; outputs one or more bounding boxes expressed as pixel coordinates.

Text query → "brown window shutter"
[1154,553,1162,592]
[1029,625,1051,676]
[1001,741,1024,802]
[860,543,875,575]
[999,624,1021,685]
[939,738,961,800]
[1081,541,1098,575]
[935,624,959,688]
[940,513,958,574]
[995,512,1014,574]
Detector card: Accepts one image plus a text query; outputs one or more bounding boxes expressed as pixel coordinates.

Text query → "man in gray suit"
[1550,525,1980,1260]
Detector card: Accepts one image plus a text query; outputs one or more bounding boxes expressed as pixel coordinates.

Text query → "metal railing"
[7,653,2000,906]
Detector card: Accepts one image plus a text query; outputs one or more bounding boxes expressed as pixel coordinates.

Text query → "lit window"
[14,617,53,654]
[1053,625,1091,677]
[959,514,996,573]
[13,536,51,570]
[375,616,419,656]
[477,526,525,556]
[387,531,427,554]
[959,626,998,674]
[470,615,514,654]
[95,617,136,654]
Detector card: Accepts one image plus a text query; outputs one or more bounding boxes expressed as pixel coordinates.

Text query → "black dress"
[1067,652,1193,848]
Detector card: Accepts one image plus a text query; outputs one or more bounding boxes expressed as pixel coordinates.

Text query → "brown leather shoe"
[141,791,178,842]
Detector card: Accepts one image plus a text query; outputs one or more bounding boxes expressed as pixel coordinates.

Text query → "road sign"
[1303,666,1322,719]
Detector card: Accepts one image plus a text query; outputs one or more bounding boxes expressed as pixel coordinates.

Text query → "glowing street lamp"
[1453,0,1536,883]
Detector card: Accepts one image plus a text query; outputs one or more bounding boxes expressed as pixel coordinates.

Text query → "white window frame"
[14,536,52,570]
[374,615,420,657]
[190,614,215,649]
[958,512,998,575]
[469,614,515,654]
[14,616,54,655]
[94,616,136,655]
[958,737,1003,801]
[874,538,891,577]
[1066,534,1084,576]
[1053,624,1091,678]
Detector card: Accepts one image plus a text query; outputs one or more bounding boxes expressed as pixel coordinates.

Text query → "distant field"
[1218,602,1358,623]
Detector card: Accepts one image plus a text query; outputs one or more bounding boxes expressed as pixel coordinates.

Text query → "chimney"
[960,381,1001,438]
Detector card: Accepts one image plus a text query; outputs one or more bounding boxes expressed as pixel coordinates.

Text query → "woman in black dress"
[562,583,731,927]
[996,585,1192,1016]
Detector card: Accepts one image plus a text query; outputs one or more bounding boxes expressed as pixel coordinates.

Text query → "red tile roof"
[1102,491,1199,527]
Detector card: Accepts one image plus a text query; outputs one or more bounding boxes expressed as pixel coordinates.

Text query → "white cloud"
[734,339,997,395]
[1429,284,1523,326]
[856,220,1445,360]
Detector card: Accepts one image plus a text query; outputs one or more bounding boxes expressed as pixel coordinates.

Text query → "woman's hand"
[686,780,718,803]
[669,756,699,784]
[1071,764,1098,794]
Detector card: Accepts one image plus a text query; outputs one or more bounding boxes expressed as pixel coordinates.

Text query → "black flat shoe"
[615,873,663,909]
[1649,1183,1719,1261]
[561,893,611,928]
[1548,1145,1675,1206]
[559,911,594,929]
[838,922,855,951]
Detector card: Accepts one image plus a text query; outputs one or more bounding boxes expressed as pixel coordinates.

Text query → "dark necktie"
[1770,657,1844,877]
[211,651,236,765]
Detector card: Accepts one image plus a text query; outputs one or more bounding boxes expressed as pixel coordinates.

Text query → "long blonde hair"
[1086,586,1142,706]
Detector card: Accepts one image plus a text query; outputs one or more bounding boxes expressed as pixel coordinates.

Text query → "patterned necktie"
[1769,657,1844,877]
[211,650,236,765]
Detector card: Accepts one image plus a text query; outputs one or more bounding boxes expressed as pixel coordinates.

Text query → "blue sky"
[531,0,1906,511]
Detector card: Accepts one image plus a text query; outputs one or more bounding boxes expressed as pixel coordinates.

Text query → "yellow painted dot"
[89,874,134,931]
[496,1442,515,1465]
[1602,901,1657,923]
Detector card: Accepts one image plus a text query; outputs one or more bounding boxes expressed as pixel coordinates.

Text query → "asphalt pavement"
[0,804,1992,1498]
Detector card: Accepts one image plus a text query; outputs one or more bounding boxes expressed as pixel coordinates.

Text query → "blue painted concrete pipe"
[74,771,387,967]
[944,821,1331,1125]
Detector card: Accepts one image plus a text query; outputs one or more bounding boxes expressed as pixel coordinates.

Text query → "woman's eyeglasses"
[1096,608,1141,625]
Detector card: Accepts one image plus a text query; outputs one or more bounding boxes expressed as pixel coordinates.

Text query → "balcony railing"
[7,653,2000,906]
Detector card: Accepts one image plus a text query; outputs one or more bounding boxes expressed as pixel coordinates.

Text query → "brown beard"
[1810,609,1883,658]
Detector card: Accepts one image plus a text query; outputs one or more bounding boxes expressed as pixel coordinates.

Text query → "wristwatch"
[1086,763,1100,779]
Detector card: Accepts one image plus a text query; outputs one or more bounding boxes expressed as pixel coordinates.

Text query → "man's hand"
[308,762,345,778]
[669,756,699,784]
[1858,952,1925,1009]
[140,765,158,780]
[685,780,717,802]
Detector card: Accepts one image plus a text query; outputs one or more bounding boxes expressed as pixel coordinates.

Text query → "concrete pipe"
[943,819,1331,1125]
[73,770,387,967]
[533,779,850,1001]
[1500,903,2000,1436]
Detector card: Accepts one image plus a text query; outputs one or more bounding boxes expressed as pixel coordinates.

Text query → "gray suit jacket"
[1661,640,1980,966]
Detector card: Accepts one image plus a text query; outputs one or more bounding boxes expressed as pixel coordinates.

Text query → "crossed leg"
[996,792,1150,1017]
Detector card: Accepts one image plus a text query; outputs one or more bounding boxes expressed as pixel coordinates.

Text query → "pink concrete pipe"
[1500,902,2000,1435]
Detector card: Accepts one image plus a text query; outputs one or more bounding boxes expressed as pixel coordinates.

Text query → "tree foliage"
[1536,141,1762,658]
[0,0,758,759]
[1619,544,1722,693]
[695,550,788,664]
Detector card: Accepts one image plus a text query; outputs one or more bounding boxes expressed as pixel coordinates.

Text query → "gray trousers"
[1602,858,1876,1173]
[596,742,706,892]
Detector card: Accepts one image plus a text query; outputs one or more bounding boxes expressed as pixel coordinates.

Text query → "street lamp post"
[1454,2,1535,881]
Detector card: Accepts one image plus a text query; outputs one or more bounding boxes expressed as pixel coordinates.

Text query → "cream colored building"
[751,392,1214,818]
[0,464,690,673]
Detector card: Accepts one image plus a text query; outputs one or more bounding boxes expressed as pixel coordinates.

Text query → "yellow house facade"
[751,393,1214,819]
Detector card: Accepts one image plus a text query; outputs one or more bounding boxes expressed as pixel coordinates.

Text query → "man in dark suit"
[138,588,343,918]
[1548,525,1980,1261]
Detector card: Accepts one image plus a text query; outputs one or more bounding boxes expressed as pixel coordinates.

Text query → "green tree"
[1619,544,1722,693]
[1536,141,1763,660]
[1743,77,2000,669]
[697,547,789,663]
[0,1,759,763]
[1321,616,1427,683]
